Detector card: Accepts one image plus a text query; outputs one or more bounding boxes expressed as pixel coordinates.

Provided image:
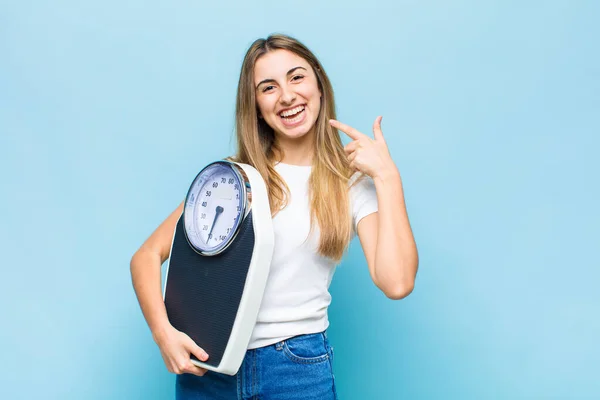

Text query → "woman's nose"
[279,85,297,105]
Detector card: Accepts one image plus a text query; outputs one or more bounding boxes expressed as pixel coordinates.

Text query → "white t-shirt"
[247,162,379,349]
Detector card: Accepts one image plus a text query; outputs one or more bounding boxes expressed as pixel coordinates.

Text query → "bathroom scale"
[163,160,274,376]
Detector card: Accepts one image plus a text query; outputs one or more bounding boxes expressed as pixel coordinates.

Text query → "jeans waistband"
[273,330,328,351]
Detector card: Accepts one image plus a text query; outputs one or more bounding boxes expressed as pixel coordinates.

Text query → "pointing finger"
[329,119,367,141]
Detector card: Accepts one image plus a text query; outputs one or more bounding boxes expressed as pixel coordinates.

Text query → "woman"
[130,33,418,399]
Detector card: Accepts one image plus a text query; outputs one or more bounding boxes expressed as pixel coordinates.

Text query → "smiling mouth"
[279,105,306,120]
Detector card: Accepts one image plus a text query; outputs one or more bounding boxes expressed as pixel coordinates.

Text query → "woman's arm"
[357,167,418,299]
[130,201,209,376]
[130,201,182,338]
[330,117,419,299]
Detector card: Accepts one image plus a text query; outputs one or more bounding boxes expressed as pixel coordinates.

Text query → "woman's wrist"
[151,319,173,344]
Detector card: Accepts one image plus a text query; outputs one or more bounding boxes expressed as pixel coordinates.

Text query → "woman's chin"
[276,126,312,141]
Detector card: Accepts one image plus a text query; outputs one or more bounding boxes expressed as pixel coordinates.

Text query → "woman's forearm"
[372,166,419,299]
[130,250,171,341]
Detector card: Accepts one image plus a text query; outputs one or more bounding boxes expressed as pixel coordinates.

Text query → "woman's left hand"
[329,116,398,179]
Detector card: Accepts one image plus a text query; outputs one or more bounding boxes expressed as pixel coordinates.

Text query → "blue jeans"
[176,330,338,399]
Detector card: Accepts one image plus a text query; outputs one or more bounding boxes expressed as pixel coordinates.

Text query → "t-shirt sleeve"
[350,174,379,234]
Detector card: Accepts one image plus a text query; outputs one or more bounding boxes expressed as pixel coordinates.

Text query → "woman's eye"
[292,75,304,81]
[263,85,275,92]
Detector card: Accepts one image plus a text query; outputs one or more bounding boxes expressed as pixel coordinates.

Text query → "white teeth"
[283,111,304,124]
[280,105,305,117]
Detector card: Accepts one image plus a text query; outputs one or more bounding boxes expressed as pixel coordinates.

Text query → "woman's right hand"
[154,324,210,376]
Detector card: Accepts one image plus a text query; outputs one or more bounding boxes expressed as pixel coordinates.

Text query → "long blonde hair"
[227,34,360,262]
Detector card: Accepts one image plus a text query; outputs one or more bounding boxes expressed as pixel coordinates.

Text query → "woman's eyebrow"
[256,66,308,89]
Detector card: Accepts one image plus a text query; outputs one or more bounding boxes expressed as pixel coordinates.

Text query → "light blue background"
[1,1,598,399]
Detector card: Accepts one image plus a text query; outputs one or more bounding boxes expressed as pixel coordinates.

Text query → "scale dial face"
[183,161,247,255]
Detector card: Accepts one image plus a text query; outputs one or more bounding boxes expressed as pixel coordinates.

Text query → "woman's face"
[254,49,321,141]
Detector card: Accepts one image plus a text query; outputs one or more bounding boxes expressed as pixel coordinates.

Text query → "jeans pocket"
[282,332,330,364]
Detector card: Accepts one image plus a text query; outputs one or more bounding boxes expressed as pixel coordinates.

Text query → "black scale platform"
[164,211,255,367]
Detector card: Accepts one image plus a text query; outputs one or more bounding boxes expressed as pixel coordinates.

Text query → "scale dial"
[183,161,249,256]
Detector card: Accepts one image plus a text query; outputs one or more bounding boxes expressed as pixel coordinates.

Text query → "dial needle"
[208,205,224,240]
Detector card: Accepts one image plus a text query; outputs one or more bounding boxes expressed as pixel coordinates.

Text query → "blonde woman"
[130,34,418,399]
